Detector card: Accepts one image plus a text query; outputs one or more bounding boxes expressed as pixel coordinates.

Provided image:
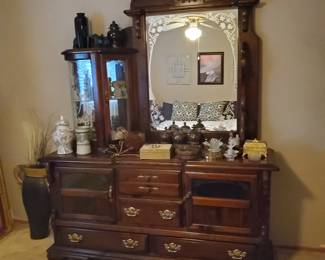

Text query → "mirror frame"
[125,0,260,143]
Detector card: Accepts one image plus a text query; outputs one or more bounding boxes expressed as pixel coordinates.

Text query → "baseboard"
[275,244,325,254]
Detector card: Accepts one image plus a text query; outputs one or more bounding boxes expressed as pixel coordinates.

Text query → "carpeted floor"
[0,222,52,260]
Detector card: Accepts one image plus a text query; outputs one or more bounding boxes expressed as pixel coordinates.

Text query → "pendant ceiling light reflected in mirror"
[185,18,202,41]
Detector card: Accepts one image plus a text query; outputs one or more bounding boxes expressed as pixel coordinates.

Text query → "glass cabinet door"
[185,172,258,236]
[105,59,129,140]
[55,167,116,223]
[68,59,96,136]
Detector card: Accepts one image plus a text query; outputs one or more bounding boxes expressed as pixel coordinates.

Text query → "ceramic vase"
[75,126,91,155]
[52,116,73,155]
[22,167,50,239]
[74,13,89,48]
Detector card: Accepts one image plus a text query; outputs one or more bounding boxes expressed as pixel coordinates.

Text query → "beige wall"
[0,0,132,220]
[0,0,324,254]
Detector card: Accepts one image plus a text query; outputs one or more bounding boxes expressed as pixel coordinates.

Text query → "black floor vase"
[22,168,51,239]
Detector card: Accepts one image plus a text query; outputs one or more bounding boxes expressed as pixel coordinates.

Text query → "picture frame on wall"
[167,54,191,85]
[198,52,224,85]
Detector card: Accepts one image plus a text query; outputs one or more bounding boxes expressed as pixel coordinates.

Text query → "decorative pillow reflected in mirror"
[223,101,237,120]
[198,101,227,121]
[171,101,198,121]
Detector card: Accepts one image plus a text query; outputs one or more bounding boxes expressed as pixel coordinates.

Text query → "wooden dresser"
[46,154,278,260]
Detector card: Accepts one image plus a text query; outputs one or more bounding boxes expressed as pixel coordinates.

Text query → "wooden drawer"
[55,227,148,254]
[119,198,182,228]
[119,182,180,197]
[150,236,256,260]
[118,168,180,184]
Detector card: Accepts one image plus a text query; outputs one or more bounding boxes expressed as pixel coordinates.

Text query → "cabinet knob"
[122,238,139,249]
[164,242,182,253]
[68,233,83,243]
[159,209,176,220]
[124,207,140,217]
[228,249,247,259]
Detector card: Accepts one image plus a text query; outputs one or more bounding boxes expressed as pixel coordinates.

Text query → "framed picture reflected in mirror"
[198,52,224,85]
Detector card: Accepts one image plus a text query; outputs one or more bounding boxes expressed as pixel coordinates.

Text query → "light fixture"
[185,19,202,41]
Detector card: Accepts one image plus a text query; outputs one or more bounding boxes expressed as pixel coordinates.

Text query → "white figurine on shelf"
[203,138,224,161]
[224,132,239,161]
[52,116,74,155]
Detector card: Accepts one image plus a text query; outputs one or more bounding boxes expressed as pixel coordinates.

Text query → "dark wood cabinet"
[48,0,277,259]
[47,154,278,260]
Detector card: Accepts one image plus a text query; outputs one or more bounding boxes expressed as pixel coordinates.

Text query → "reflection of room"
[146,10,238,131]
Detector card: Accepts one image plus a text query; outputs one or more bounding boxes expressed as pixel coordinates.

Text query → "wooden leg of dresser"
[256,240,274,260]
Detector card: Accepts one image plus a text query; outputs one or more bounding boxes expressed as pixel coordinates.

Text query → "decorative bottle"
[74,13,89,48]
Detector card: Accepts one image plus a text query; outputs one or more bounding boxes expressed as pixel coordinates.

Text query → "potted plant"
[15,113,54,239]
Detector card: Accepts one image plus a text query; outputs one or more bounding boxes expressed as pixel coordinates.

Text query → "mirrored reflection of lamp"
[185,19,202,41]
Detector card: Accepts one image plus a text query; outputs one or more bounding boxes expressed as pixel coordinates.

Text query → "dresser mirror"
[126,0,260,142]
[146,9,239,132]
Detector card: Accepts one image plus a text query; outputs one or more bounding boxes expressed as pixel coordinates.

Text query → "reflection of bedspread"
[155,119,237,131]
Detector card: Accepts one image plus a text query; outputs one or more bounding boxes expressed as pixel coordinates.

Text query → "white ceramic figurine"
[52,116,73,154]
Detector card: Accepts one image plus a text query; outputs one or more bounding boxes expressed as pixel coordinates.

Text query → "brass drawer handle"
[164,242,181,253]
[138,186,150,191]
[159,209,176,220]
[138,186,159,192]
[228,249,247,259]
[68,233,83,243]
[137,175,158,181]
[122,238,139,249]
[124,207,140,217]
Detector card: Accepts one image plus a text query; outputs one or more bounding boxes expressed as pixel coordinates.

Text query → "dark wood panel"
[150,235,256,260]
[119,198,182,228]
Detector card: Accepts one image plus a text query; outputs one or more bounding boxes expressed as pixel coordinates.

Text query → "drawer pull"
[124,207,140,217]
[68,233,83,243]
[164,242,181,253]
[228,249,247,259]
[107,185,113,201]
[159,209,176,220]
[122,238,139,249]
[138,186,150,191]
[138,186,159,192]
[137,175,159,181]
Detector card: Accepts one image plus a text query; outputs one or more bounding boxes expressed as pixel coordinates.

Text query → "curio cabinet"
[62,48,139,150]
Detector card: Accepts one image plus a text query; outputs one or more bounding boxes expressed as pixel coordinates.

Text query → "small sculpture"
[180,122,191,134]
[203,138,223,161]
[107,21,124,48]
[52,116,73,155]
[168,121,179,132]
[224,132,239,161]
[192,119,205,130]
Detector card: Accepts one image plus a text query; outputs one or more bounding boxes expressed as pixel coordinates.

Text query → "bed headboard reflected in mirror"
[146,9,238,132]
[125,0,261,142]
